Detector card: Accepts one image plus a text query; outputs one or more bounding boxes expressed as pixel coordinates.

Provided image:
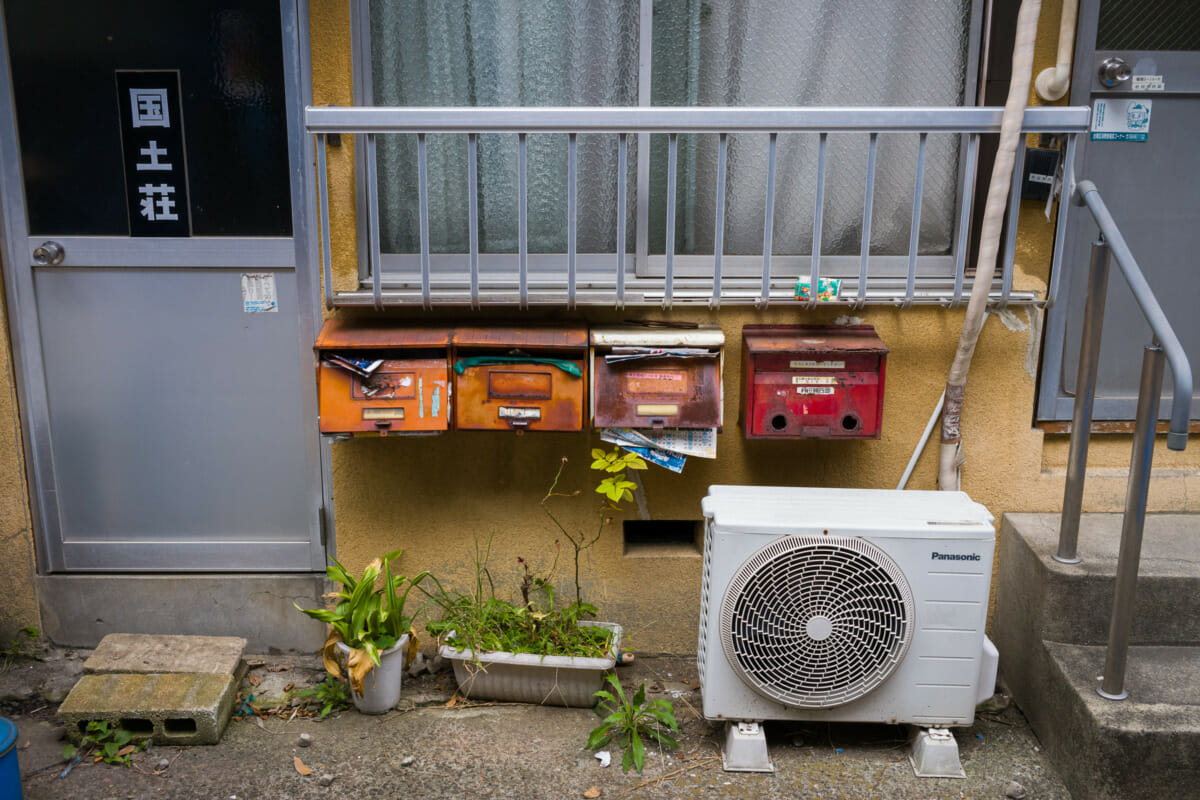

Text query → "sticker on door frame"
[1091,99,1151,142]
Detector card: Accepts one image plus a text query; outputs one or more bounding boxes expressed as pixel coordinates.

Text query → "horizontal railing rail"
[306,105,1091,309]
[1054,179,1192,702]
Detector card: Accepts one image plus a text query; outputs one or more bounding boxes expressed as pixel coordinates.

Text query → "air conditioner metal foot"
[909,726,965,778]
[721,721,774,772]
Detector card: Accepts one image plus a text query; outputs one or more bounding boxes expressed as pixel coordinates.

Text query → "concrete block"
[85,634,246,676]
[58,672,236,746]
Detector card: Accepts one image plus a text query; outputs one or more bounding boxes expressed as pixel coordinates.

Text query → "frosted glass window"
[366,0,973,262]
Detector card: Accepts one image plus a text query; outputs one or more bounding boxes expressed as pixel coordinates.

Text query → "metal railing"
[1054,180,1193,701]
[306,105,1090,309]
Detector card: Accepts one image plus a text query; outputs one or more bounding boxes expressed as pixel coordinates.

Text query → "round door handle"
[32,241,64,266]
[1099,57,1132,88]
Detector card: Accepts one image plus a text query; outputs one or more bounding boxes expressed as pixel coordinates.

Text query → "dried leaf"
[247,674,261,687]
[444,695,459,708]
[584,786,601,798]
[269,664,294,673]
[116,745,136,758]
[284,682,295,692]
[294,756,313,776]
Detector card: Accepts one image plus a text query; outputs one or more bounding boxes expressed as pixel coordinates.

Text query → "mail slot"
[590,325,724,430]
[741,324,887,439]
[315,319,452,436]
[453,324,587,431]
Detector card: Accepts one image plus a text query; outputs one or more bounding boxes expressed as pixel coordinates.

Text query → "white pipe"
[939,0,1043,491]
[1035,0,1078,101]
[898,390,945,490]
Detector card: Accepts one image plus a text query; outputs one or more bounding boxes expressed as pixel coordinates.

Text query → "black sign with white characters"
[116,70,191,236]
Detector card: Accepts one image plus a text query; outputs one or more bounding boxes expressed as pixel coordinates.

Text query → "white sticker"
[790,360,845,369]
[1132,75,1164,92]
[796,387,835,395]
[792,376,838,385]
[241,273,278,312]
[499,406,541,420]
[1028,172,1054,185]
[1091,99,1151,142]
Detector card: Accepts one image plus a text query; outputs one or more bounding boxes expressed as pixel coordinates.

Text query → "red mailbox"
[741,324,887,439]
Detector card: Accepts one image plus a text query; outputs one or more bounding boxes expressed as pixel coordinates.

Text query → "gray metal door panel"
[1039,0,1200,421]
[34,269,315,570]
[0,0,328,572]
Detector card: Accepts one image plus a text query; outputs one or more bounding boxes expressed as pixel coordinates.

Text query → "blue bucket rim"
[0,717,16,756]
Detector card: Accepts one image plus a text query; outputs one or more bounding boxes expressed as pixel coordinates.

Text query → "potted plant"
[426,447,646,707]
[295,550,431,714]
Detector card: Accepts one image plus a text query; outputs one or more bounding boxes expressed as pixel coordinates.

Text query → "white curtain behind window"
[370,0,639,255]
[369,0,971,260]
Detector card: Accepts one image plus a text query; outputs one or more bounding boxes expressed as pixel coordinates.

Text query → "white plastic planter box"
[439,621,622,707]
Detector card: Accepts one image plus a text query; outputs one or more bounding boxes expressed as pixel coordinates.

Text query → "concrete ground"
[4,647,1072,800]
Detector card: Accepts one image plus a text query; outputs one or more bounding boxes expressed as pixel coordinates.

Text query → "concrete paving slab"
[57,672,236,746]
[17,655,1073,800]
[84,634,247,676]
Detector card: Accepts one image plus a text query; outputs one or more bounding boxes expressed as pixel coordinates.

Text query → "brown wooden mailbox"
[741,324,887,440]
[315,319,452,436]
[590,325,724,430]
[452,324,588,432]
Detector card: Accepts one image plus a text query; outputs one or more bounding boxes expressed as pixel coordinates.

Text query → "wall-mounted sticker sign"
[1091,99,1152,142]
[242,273,278,313]
[117,70,191,235]
[1132,75,1164,92]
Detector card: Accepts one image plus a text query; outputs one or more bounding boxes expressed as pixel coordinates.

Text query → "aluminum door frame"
[1038,0,1200,422]
[0,0,332,572]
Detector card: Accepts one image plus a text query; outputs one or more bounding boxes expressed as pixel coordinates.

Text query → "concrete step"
[58,672,237,746]
[1026,642,1200,800]
[999,513,1200,647]
[996,512,1200,800]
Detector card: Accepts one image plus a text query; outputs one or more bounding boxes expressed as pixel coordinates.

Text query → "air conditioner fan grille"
[719,535,914,708]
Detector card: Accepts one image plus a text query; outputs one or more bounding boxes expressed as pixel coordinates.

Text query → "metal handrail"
[1054,179,1192,701]
[306,104,1091,309]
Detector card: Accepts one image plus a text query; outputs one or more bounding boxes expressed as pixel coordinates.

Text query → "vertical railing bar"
[856,132,878,309]
[616,133,628,308]
[518,132,528,309]
[417,132,432,309]
[365,133,383,310]
[760,132,778,307]
[1046,133,1078,308]
[808,132,828,308]
[1098,339,1165,701]
[567,132,578,309]
[1000,137,1027,306]
[1056,239,1111,564]
[711,132,728,309]
[952,133,979,307]
[467,133,480,310]
[664,132,678,308]
[316,134,334,310]
[902,132,927,308]
[634,0,652,273]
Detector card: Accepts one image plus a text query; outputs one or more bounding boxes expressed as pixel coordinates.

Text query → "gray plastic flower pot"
[439,621,621,707]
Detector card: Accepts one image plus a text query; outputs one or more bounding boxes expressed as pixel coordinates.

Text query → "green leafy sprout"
[587,675,680,774]
[62,720,147,766]
[296,674,352,719]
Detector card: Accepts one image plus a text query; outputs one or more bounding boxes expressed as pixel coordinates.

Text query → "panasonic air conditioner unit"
[698,486,999,774]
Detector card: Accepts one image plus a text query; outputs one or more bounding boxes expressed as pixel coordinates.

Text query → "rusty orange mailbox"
[315,319,452,436]
[590,325,724,430]
[452,324,588,432]
[741,324,887,439]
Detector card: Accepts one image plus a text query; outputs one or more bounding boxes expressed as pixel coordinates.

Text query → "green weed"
[587,675,680,774]
[62,720,147,766]
[296,675,352,718]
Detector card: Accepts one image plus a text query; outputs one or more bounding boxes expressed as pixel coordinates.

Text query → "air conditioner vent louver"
[719,535,915,708]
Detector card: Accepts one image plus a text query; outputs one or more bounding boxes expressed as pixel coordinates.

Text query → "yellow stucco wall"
[0,266,39,640]
[308,0,1200,653]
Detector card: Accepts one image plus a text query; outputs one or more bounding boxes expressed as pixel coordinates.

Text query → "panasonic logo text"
[931,552,982,562]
